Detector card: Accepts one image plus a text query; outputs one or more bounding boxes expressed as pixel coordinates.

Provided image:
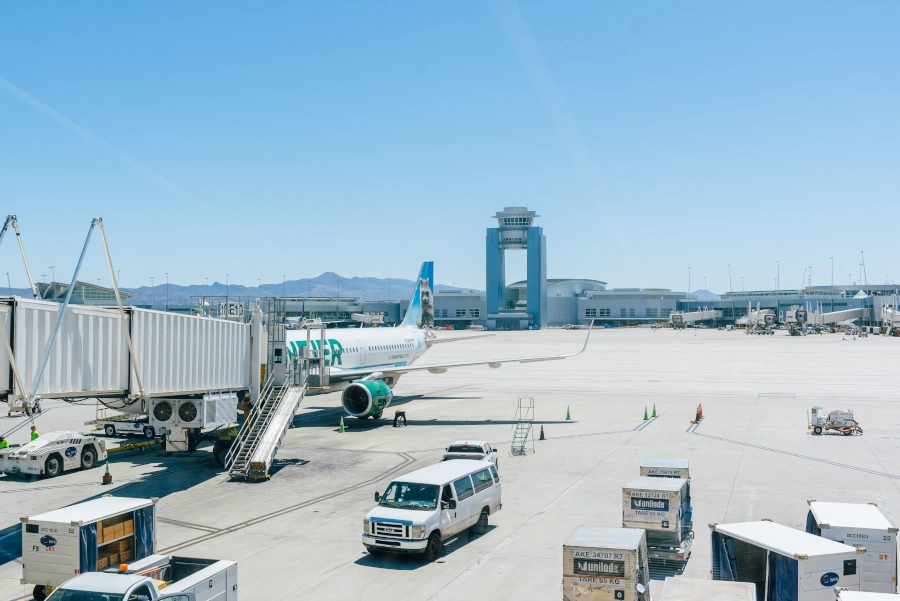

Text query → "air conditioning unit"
[175,399,205,428]
[161,394,239,429]
[149,399,177,431]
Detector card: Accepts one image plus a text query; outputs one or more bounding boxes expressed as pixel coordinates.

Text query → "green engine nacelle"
[341,380,393,418]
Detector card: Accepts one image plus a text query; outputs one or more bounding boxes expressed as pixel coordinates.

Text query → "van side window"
[441,485,454,503]
[472,469,493,493]
[489,466,499,482]
[453,476,474,501]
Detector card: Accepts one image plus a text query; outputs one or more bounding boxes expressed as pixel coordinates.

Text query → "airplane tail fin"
[400,261,434,329]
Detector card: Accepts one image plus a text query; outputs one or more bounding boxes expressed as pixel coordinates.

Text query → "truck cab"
[44,572,186,601]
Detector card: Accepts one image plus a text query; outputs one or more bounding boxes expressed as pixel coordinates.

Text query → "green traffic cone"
[652,403,657,418]
[566,406,571,420]
[339,416,345,433]
[644,406,648,420]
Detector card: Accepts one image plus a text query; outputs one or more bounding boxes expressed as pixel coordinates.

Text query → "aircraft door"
[357,341,366,365]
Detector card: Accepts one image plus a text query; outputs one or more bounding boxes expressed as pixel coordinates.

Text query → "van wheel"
[423,533,442,562]
[45,454,62,478]
[80,447,96,470]
[33,585,48,601]
[473,510,489,534]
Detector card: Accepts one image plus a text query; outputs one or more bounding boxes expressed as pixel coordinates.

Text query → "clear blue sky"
[1,1,898,293]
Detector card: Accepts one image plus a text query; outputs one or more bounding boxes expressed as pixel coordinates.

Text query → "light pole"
[727,264,732,293]
[741,276,744,292]
[50,266,56,282]
[703,276,707,301]
[809,266,812,288]
[283,275,286,298]
[257,279,261,298]
[226,274,229,306]
[6,272,11,295]
[205,277,209,297]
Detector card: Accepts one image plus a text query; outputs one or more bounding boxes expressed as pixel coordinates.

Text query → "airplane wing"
[384,322,593,375]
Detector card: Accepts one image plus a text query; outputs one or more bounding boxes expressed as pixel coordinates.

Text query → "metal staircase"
[226,376,306,480]
[510,397,535,456]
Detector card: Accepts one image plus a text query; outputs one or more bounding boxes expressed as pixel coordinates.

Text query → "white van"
[363,460,502,561]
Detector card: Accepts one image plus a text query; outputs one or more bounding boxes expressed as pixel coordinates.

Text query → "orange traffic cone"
[698,404,703,419]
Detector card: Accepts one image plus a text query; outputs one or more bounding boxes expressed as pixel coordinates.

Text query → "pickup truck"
[43,554,237,601]
[440,440,498,470]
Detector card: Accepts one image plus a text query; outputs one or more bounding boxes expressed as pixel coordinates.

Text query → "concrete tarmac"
[2,328,899,600]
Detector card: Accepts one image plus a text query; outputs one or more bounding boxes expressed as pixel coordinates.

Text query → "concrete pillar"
[486,228,505,318]
[526,227,547,328]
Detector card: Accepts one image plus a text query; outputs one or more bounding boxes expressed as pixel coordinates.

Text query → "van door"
[452,475,477,530]
[439,485,458,537]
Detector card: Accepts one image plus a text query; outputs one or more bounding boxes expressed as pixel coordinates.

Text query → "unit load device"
[563,526,650,601]
[657,577,756,601]
[21,496,158,601]
[711,520,866,601]
[807,501,897,594]
[622,476,693,567]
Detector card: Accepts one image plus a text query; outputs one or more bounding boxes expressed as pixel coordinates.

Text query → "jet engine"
[341,380,393,419]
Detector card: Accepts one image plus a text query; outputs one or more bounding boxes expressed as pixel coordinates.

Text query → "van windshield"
[379,482,439,511]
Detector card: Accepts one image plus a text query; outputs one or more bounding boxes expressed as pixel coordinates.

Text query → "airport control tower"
[486,207,547,329]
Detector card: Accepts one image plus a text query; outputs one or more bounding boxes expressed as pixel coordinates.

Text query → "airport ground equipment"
[41,554,237,601]
[562,526,650,601]
[0,430,107,477]
[0,215,41,300]
[809,407,863,436]
[881,303,900,336]
[835,589,900,600]
[21,496,157,601]
[511,396,535,455]
[785,305,809,336]
[710,520,865,601]
[807,501,897,594]
[669,308,722,329]
[225,376,306,480]
[623,477,693,570]
[657,576,756,601]
[94,415,159,439]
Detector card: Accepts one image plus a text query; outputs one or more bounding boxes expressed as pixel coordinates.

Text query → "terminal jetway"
[669,308,722,329]
[738,302,775,334]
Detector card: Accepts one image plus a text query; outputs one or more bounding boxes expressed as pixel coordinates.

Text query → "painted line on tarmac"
[1,408,54,438]
[689,431,900,480]
[158,517,219,532]
[686,418,704,433]
[159,452,416,554]
[634,416,658,431]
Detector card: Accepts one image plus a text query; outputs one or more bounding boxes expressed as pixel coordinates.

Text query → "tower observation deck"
[486,207,547,329]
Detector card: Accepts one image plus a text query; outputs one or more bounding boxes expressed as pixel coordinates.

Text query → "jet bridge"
[669,308,722,329]
[809,307,871,327]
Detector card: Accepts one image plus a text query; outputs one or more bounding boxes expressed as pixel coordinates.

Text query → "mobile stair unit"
[226,376,306,481]
[510,397,535,456]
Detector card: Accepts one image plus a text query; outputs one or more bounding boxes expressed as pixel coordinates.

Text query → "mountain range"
[4,274,465,306]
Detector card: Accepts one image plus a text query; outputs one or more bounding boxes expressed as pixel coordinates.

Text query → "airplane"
[285,261,592,420]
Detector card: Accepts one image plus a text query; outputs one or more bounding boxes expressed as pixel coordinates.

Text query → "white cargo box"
[563,526,649,601]
[623,477,691,547]
[711,521,866,601]
[658,577,756,600]
[21,496,158,590]
[835,589,900,600]
[808,502,897,594]
[640,458,690,480]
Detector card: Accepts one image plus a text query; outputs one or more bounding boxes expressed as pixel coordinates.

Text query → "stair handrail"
[225,374,275,469]
[229,381,289,474]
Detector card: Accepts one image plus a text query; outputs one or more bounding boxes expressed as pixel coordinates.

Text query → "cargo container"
[658,577,756,601]
[807,502,897,594]
[21,496,158,601]
[834,589,900,600]
[1,297,129,400]
[640,457,690,480]
[563,526,649,601]
[129,308,250,398]
[711,521,866,601]
[623,476,692,564]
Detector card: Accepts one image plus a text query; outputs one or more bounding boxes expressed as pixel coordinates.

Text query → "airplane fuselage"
[285,326,429,374]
